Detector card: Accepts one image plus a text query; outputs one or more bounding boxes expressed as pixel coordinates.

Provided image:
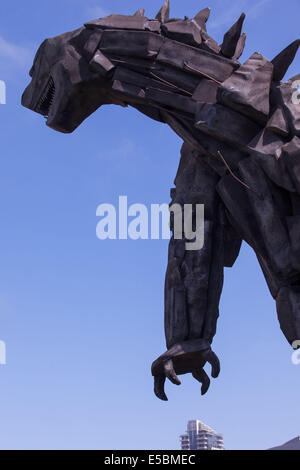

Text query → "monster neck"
[84,26,300,183]
[86,28,238,161]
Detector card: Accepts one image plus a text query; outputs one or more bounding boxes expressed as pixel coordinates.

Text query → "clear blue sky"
[0,0,299,450]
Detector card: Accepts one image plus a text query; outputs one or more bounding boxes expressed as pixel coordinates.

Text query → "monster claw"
[205,350,221,378]
[151,343,220,400]
[192,369,210,395]
[154,374,168,401]
[164,359,181,385]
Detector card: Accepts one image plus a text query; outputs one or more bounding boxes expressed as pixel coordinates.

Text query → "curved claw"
[153,359,181,401]
[154,374,168,401]
[192,369,210,395]
[205,350,221,378]
[152,342,220,401]
[164,359,181,386]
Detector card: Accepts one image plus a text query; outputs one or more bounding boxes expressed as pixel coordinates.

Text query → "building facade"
[180,420,224,450]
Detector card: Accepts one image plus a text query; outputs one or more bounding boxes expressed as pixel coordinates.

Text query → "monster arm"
[152,224,223,400]
[151,143,242,400]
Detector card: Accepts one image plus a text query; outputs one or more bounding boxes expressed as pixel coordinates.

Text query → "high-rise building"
[180,420,224,450]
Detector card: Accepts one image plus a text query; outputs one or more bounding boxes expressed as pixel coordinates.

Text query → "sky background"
[0,0,299,451]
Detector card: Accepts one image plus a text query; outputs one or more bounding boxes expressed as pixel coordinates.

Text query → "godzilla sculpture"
[22,1,300,401]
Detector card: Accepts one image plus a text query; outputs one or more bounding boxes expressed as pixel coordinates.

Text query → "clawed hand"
[151,339,220,401]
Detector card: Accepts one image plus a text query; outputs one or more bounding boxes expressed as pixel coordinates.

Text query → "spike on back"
[233,32,247,60]
[134,8,145,17]
[272,39,300,82]
[156,0,170,23]
[221,13,246,58]
[194,7,211,30]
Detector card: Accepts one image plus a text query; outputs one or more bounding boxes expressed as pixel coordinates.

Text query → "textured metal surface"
[22,2,300,401]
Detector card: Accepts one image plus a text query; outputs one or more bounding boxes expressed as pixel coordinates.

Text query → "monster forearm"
[165,220,224,349]
[164,143,241,350]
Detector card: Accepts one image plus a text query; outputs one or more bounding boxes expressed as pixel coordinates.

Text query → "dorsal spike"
[134,8,145,17]
[194,7,210,25]
[221,12,246,58]
[156,0,170,23]
[233,32,247,60]
[272,39,300,82]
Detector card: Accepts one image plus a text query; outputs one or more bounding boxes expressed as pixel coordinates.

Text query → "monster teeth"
[36,77,56,115]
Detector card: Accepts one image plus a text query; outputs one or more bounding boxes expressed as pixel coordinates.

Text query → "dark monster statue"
[22,1,300,400]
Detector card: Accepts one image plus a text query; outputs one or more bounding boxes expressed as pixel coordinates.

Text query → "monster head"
[21,1,247,134]
[21,26,119,133]
[22,0,300,143]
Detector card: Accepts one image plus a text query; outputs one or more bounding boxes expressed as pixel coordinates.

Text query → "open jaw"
[35,76,56,117]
